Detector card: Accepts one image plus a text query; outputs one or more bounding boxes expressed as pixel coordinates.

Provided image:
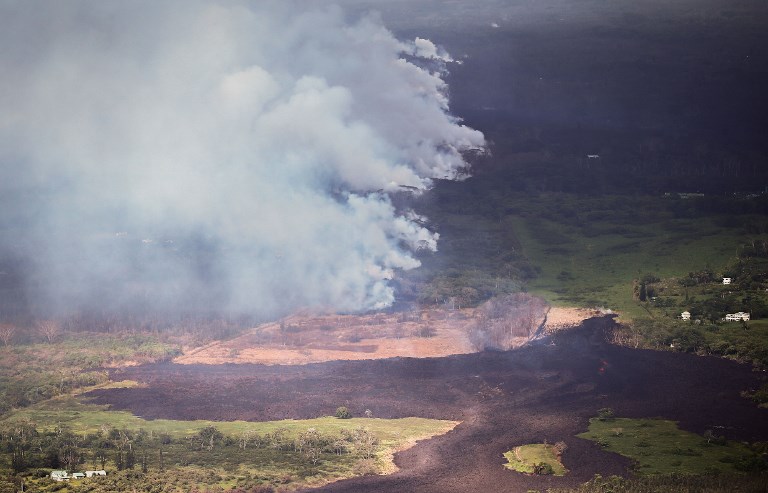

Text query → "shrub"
[196,426,223,450]
[735,455,768,472]
[533,462,554,475]
[553,441,568,455]
[641,273,661,284]
[597,408,615,421]
[417,326,436,338]
[353,458,378,475]
[746,383,768,404]
[703,429,727,445]
[334,406,352,419]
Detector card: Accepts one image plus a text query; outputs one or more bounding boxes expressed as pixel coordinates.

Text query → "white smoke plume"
[0,1,484,319]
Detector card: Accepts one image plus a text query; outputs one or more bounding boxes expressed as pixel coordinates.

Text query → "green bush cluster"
[334,407,352,419]
[532,461,554,475]
[596,408,615,421]
[623,318,768,367]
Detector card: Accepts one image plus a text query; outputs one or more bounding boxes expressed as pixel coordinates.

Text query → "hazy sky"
[0,1,484,318]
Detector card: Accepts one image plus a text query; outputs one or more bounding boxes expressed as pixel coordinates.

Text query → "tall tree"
[36,320,60,344]
[0,324,15,347]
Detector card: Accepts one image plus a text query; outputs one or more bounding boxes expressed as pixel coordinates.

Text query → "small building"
[85,470,107,478]
[725,312,750,321]
[71,473,86,480]
[681,311,691,320]
[51,471,69,482]
[723,277,732,285]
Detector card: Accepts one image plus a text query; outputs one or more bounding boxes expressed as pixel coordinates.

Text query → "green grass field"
[1,392,455,447]
[505,194,755,319]
[578,417,757,475]
[415,189,768,321]
[503,443,567,476]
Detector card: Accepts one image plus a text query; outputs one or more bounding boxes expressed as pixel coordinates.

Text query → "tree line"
[0,422,381,491]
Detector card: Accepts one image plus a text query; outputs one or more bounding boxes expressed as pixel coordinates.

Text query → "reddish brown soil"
[87,316,768,492]
[175,309,480,365]
[174,304,590,365]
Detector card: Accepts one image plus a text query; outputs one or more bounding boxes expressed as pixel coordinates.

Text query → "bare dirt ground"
[542,307,601,334]
[177,309,500,365]
[88,316,768,492]
[175,305,595,366]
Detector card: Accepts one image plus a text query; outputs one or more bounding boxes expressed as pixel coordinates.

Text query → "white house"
[723,277,732,285]
[51,470,105,481]
[681,311,691,320]
[725,312,750,321]
[50,471,69,482]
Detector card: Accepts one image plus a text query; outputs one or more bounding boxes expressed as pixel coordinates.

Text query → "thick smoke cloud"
[0,1,484,319]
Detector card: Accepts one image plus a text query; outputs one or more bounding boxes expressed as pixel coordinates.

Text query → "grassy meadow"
[0,334,181,414]
[503,443,567,476]
[0,393,455,446]
[414,186,768,368]
[0,392,457,492]
[510,217,735,318]
[578,417,760,476]
[504,193,762,318]
[415,184,768,317]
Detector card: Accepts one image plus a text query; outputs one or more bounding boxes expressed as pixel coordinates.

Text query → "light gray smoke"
[0,1,484,319]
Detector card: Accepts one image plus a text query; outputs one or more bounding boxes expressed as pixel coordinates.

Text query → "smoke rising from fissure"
[0,1,485,319]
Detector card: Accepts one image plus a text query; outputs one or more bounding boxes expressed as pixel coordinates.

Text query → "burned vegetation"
[468,293,550,350]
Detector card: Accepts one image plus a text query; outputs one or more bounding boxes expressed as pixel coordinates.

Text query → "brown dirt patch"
[543,307,601,334]
[88,316,768,492]
[176,309,480,365]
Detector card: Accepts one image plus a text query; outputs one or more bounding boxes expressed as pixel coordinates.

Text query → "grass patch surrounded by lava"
[0,394,459,491]
[0,395,458,492]
[503,443,567,476]
[578,417,756,475]
[1,393,457,448]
